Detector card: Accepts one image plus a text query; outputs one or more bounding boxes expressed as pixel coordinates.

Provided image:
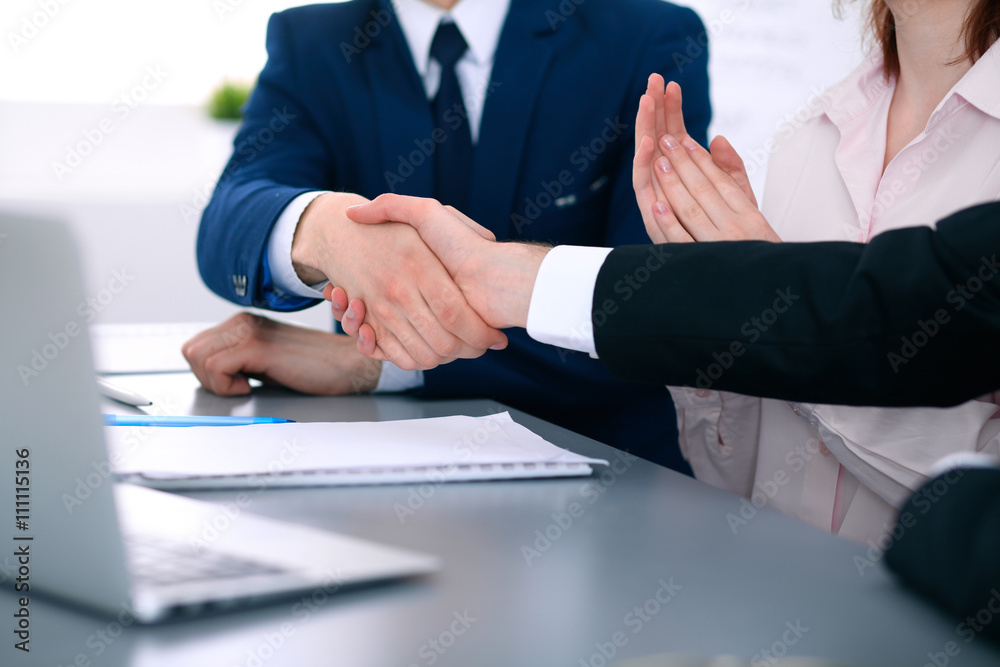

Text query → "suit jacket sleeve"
[885,467,1000,642]
[197,11,331,311]
[592,202,1000,407]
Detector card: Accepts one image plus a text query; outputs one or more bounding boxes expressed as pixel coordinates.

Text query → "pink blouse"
[671,41,1000,544]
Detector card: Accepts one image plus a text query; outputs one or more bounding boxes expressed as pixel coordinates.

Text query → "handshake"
[325,195,551,371]
[324,72,772,371]
[181,197,557,397]
[182,75,772,396]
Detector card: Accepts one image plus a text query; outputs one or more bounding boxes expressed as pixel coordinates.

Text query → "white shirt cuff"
[928,452,1000,478]
[526,245,612,357]
[374,363,424,393]
[266,191,332,299]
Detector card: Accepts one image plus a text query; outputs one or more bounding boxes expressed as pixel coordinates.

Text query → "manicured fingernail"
[358,330,366,344]
[346,204,363,211]
[490,342,507,351]
[661,135,680,151]
[656,157,672,173]
[654,202,669,216]
[682,137,699,152]
[345,306,355,319]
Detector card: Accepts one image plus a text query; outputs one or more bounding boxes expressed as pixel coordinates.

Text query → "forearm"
[464,242,550,330]
[291,192,370,285]
[593,208,1000,407]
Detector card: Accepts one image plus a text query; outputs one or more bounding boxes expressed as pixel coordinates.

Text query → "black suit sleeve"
[885,467,1000,643]
[592,202,1000,407]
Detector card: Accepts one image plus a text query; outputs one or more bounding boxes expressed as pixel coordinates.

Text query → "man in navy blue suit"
[184,0,711,470]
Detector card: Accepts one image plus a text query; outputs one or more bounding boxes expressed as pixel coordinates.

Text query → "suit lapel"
[467,0,561,238]
[362,0,435,197]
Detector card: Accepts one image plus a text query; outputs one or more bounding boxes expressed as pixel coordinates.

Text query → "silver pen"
[96,377,153,407]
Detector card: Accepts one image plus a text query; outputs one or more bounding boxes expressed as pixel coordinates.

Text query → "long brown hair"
[861,0,1000,78]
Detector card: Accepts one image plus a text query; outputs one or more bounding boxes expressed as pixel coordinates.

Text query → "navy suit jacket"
[196,0,711,469]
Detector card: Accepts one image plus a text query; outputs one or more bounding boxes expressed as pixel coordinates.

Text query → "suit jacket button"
[233,275,248,297]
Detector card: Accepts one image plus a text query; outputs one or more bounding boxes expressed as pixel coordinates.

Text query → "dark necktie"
[430,21,474,212]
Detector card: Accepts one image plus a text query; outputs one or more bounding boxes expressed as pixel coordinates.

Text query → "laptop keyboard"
[124,534,287,587]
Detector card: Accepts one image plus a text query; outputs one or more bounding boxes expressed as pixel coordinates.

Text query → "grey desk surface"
[6,373,999,667]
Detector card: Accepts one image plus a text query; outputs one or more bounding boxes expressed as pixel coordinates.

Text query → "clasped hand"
[633,74,781,244]
[183,196,511,397]
[332,197,548,362]
[289,193,508,371]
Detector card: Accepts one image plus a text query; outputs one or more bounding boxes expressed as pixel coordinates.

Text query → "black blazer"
[593,202,1000,407]
[886,466,1000,643]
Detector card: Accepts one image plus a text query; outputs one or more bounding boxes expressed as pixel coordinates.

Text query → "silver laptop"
[0,214,438,623]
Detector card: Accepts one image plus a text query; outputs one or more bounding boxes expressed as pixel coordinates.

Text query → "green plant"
[207,79,254,120]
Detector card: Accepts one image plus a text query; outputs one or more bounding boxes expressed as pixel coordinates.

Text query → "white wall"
[0,0,868,327]
[1,0,334,105]
[1,1,340,328]
[683,0,866,198]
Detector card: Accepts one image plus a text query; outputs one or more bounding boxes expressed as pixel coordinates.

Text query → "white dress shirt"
[265,0,511,392]
[525,246,612,356]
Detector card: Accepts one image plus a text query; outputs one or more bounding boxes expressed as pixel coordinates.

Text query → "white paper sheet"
[107,412,607,486]
[90,322,212,374]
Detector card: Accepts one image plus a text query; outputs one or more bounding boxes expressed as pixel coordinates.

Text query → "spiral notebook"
[107,412,607,489]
